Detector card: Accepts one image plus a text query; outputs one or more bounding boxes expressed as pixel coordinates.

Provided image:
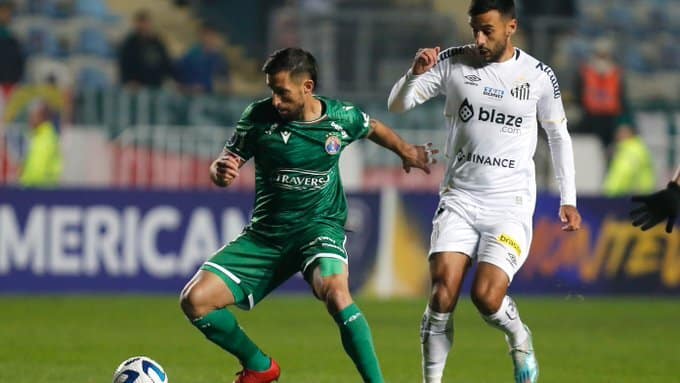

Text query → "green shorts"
[201,223,348,310]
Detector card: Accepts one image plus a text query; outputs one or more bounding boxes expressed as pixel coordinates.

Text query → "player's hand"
[210,153,240,187]
[630,182,680,233]
[401,142,438,174]
[559,205,581,231]
[412,47,441,75]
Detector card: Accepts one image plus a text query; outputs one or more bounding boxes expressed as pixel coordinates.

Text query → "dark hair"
[468,0,516,18]
[262,48,318,88]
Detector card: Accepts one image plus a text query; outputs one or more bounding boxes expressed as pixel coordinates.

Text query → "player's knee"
[179,285,212,319]
[470,285,504,315]
[320,283,352,313]
[431,282,457,312]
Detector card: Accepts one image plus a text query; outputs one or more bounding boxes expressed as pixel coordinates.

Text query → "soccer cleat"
[507,325,539,383]
[233,358,280,383]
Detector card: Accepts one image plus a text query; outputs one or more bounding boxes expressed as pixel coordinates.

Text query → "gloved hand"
[630,182,680,233]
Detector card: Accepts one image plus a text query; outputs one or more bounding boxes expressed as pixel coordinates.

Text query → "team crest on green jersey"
[325,134,341,155]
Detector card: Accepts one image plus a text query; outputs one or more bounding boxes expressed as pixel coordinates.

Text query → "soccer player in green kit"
[180,47,436,383]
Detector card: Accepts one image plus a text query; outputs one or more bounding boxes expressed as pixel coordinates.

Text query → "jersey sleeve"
[344,105,372,143]
[537,65,577,206]
[224,104,257,161]
[387,56,446,113]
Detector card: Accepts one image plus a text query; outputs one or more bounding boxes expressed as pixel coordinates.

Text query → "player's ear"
[505,17,517,37]
[302,78,315,94]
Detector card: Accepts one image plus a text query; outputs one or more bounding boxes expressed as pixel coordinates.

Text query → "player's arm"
[537,67,581,231]
[366,118,437,174]
[212,105,256,187]
[387,46,444,113]
[209,149,245,188]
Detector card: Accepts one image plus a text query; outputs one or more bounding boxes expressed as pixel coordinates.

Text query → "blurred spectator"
[0,1,25,88]
[118,9,174,89]
[19,100,62,188]
[576,38,626,153]
[175,23,229,94]
[603,124,655,197]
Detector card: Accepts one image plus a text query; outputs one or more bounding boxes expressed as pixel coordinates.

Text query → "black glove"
[630,182,680,233]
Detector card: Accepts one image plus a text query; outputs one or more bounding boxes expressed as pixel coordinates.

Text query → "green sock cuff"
[333,303,362,325]
[191,309,232,329]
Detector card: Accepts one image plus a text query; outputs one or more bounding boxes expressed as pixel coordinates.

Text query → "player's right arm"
[210,151,243,188]
[387,46,444,113]
[211,103,257,187]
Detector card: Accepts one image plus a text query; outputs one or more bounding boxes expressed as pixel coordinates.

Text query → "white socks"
[482,296,528,348]
[420,306,453,383]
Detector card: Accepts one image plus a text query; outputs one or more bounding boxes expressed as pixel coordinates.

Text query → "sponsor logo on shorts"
[499,233,521,256]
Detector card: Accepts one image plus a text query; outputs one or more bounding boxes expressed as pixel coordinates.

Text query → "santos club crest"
[325,135,341,155]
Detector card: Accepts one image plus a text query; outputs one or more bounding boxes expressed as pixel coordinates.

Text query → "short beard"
[486,42,507,63]
[279,104,304,121]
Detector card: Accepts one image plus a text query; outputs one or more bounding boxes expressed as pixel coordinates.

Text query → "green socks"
[192,309,271,372]
[333,303,384,382]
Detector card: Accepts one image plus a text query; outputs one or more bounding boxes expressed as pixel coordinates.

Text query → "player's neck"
[496,42,516,63]
[300,97,324,122]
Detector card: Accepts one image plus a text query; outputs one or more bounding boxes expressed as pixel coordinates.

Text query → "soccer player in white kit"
[387,1,582,382]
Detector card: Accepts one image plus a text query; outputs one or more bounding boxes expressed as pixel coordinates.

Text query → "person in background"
[175,23,229,94]
[576,37,626,155]
[630,166,680,233]
[602,124,655,197]
[0,1,25,89]
[19,100,62,188]
[118,9,174,89]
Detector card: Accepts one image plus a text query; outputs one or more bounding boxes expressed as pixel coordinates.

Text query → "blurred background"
[1,1,679,382]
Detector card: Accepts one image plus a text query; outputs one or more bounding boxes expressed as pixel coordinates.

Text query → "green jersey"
[225,96,371,232]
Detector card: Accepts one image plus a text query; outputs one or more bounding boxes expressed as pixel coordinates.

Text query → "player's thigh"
[476,214,532,283]
[297,223,349,280]
[429,251,472,312]
[307,258,349,298]
[200,230,284,310]
[429,203,479,259]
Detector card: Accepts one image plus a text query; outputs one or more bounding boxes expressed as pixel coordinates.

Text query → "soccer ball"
[112,356,168,383]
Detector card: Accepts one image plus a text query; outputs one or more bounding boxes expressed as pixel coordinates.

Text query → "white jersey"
[388,45,576,210]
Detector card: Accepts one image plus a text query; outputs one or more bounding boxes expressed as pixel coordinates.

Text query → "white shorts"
[429,198,533,282]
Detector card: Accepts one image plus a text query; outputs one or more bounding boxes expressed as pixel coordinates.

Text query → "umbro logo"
[463,74,481,86]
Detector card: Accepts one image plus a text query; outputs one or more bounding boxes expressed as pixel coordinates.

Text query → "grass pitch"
[1,295,677,382]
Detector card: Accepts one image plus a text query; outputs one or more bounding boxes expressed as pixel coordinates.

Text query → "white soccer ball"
[112,356,168,383]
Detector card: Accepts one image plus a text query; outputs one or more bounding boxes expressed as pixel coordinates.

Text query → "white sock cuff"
[425,305,451,322]
[485,296,512,322]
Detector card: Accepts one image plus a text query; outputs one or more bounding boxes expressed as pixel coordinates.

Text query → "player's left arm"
[537,66,581,231]
[366,118,438,174]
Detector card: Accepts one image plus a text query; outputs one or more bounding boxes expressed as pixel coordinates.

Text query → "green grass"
[1,295,678,382]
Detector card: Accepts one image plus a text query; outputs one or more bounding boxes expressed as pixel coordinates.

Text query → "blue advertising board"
[0,188,381,294]
[399,193,680,295]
